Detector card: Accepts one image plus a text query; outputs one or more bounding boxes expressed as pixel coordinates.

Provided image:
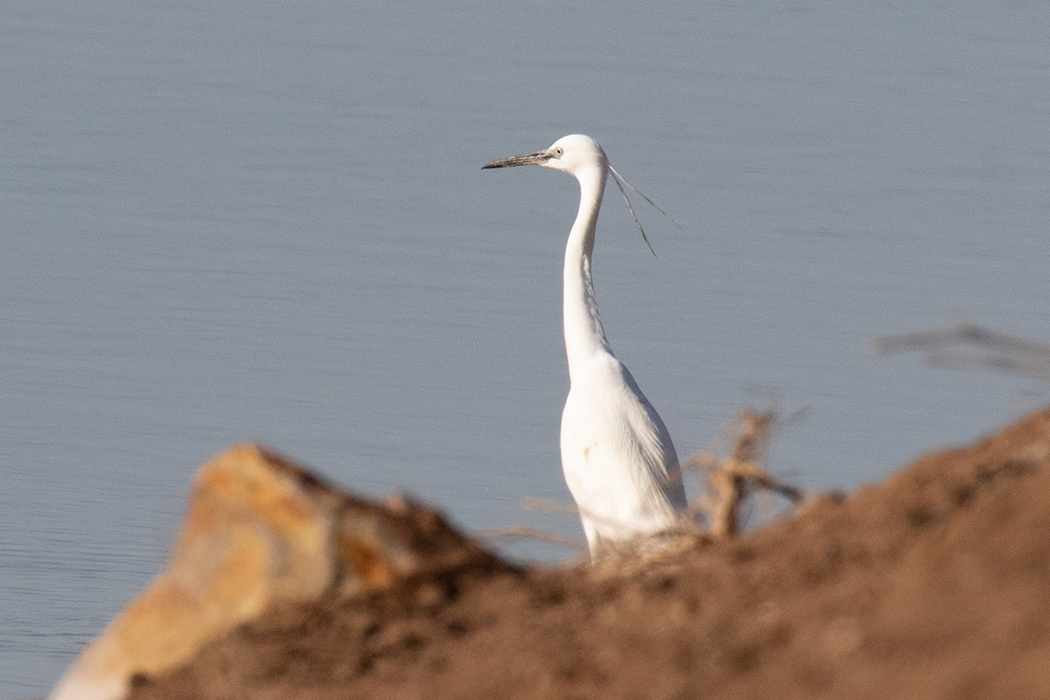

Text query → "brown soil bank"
[129,407,1050,700]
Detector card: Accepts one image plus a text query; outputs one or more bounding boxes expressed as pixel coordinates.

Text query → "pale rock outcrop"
[49,444,502,700]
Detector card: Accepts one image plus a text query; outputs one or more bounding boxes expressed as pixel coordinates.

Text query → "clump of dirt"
[129,407,1050,700]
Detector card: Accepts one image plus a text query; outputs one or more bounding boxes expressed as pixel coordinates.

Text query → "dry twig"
[472,526,587,550]
[872,322,1050,381]
[686,406,805,539]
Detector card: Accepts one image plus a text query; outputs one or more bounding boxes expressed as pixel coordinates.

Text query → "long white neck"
[563,164,614,383]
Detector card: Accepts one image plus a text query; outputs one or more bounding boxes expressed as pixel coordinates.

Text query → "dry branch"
[686,407,805,540]
[473,526,587,550]
[872,322,1050,381]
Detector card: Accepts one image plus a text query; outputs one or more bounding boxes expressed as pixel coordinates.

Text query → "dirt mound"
[128,408,1050,700]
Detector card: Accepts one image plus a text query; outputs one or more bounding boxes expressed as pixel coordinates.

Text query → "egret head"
[482,134,608,177]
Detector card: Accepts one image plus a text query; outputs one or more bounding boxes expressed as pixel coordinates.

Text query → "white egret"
[483,134,688,558]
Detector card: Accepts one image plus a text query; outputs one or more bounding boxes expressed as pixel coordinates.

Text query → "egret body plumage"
[483,134,688,557]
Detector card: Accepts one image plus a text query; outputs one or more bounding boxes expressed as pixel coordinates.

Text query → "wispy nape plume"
[608,163,681,257]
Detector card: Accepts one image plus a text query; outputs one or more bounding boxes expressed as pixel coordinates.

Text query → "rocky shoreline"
[53,408,1050,699]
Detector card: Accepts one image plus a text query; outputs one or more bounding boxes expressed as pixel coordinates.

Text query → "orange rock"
[50,445,502,700]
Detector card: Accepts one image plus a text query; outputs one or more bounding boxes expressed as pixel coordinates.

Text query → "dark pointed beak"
[481,150,551,169]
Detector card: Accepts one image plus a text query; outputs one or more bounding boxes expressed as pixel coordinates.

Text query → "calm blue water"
[4,1,1050,696]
